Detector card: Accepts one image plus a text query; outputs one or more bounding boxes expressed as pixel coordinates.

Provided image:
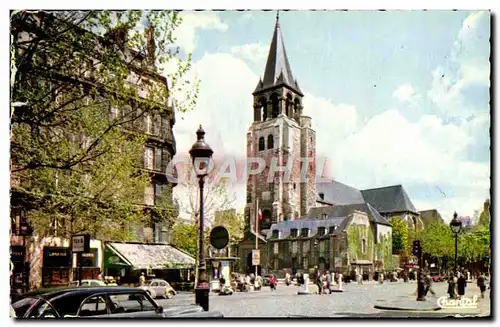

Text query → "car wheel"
[166,291,174,299]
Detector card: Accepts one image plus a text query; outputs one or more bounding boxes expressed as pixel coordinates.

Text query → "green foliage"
[346,224,374,262]
[171,222,199,257]
[10,10,197,240]
[390,217,409,255]
[421,220,454,258]
[213,210,244,243]
[478,203,490,227]
[377,233,394,270]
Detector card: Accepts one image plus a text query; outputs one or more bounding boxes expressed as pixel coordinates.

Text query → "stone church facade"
[236,14,424,277]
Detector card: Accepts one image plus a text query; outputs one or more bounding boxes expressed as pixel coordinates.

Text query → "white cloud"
[173,12,228,54]
[171,12,490,225]
[239,12,254,22]
[393,84,421,106]
[428,11,490,118]
[230,43,269,65]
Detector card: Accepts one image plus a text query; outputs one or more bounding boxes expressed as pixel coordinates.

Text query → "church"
[235,14,422,280]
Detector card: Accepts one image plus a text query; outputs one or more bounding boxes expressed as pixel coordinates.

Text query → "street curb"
[374,301,442,312]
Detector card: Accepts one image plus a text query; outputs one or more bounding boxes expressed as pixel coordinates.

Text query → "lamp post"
[313,239,318,270]
[189,125,213,312]
[449,212,463,274]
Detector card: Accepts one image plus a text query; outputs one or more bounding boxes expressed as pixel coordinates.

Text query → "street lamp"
[189,125,213,312]
[449,212,463,273]
[313,239,318,269]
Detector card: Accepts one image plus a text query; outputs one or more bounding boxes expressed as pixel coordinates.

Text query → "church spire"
[255,11,303,96]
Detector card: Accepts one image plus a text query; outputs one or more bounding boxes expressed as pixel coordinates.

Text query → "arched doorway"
[246,252,261,275]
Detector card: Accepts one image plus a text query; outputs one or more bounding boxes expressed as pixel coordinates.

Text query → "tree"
[478,200,490,227]
[171,222,199,257]
[10,10,197,239]
[175,176,236,226]
[390,216,409,255]
[213,209,244,243]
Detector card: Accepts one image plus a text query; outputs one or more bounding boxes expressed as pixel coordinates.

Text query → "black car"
[12,286,223,319]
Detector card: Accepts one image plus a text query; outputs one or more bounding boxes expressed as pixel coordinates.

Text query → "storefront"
[103,242,195,286]
[42,247,71,287]
[74,248,100,281]
[10,246,28,293]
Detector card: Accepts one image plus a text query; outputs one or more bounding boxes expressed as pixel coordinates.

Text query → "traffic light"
[412,240,421,257]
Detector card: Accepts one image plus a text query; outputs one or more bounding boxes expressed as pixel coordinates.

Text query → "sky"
[167,10,491,223]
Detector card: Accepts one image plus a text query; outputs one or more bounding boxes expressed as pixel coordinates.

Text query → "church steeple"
[253,12,303,96]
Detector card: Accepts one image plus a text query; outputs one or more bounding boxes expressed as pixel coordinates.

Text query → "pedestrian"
[424,273,436,296]
[139,272,146,286]
[477,273,487,298]
[269,275,277,291]
[315,271,323,295]
[325,271,331,294]
[447,273,457,299]
[457,271,467,299]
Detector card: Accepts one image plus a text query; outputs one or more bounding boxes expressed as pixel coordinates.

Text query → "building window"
[300,228,309,237]
[322,214,327,219]
[302,240,310,253]
[155,184,163,203]
[258,137,265,151]
[267,134,274,149]
[293,183,296,190]
[317,227,326,236]
[144,147,154,169]
[144,185,154,206]
[272,229,280,239]
[155,148,162,171]
[319,192,324,200]
[145,114,153,134]
[291,228,298,237]
[329,226,336,234]
[319,240,326,253]
[273,242,279,254]
[274,258,279,270]
[302,257,309,269]
[361,237,366,254]
[292,241,298,254]
[153,114,161,135]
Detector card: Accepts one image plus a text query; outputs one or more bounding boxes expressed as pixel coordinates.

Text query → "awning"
[351,260,373,265]
[105,242,195,270]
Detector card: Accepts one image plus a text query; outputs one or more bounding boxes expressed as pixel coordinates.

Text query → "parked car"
[69,280,107,287]
[138,279,177,299]
[12,287,223,318]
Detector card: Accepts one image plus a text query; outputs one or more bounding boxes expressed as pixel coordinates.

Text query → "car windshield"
[12,297,38,317]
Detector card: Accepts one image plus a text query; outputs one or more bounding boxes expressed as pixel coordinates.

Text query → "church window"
[267,134,274,149]
[361,237,366,254]
[258,137,265,151]
[319,193,324,200]
[293,183,296,190]
[285,93,292,116]
[270,93,279,118]
[260,97,268,121]
[272,229,280,239]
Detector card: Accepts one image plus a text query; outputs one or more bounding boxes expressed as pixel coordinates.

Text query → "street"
[159,281,491,318]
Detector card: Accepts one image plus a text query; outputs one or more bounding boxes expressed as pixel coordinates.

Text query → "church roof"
[266,217,346,239]
[308,203,392,226]
[254,14,303,96]
[361,185,417,214]
[316,180,365,205]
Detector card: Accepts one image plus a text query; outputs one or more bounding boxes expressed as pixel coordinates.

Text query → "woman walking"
[457,272,467,299]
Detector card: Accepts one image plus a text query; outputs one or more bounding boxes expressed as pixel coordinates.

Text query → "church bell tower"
[245,13,317,233]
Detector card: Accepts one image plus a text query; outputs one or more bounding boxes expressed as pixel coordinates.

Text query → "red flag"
[258,208,263,221]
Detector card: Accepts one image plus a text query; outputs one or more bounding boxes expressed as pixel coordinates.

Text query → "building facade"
[10,12,178,290]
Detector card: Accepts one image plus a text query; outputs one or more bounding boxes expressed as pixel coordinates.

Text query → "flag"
[258,208,263,221]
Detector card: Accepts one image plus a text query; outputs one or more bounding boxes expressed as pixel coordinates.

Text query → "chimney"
[147,24,155,62]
